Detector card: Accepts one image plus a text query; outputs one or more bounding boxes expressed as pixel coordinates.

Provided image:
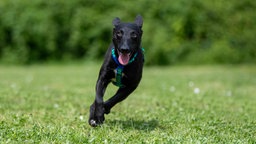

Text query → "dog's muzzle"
[117,49,132,66]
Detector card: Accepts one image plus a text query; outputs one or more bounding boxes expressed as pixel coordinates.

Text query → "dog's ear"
[113,17,121,27]
[135,15,143,28]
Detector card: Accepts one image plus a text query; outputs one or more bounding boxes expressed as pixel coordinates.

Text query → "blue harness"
[111,47,144,88]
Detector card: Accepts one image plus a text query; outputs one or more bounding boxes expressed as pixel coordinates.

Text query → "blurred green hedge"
[0,0,255,65]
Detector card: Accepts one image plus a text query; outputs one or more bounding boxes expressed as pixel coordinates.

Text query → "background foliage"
[0,0,255,65]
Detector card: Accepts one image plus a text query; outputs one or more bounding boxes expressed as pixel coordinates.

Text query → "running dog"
[89,15,144,127]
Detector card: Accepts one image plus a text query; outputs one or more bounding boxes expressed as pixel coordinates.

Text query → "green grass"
[0,64,255,143]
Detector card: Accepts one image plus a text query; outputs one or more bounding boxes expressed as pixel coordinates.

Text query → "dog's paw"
[88,115,105,127]
[89,102,105,127]
[89,119,97,127]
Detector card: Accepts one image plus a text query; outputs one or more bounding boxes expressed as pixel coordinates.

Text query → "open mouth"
[117,50,132,66]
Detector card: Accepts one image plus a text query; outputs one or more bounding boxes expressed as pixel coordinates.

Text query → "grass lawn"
[0,63,255,143]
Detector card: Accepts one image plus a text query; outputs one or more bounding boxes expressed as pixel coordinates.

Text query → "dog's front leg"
[104,86,137,114]
[89,77,109,127]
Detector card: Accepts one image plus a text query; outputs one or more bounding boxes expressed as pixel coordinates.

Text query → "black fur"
[89,15,144,127]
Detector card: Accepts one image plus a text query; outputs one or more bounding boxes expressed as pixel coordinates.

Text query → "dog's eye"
[116,31,123,38]
[131,32,137,39]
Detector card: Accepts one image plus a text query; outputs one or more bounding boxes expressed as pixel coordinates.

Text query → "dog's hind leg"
[104,86,137,114]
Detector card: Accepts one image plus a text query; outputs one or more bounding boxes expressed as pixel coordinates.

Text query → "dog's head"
[112,15,143,65]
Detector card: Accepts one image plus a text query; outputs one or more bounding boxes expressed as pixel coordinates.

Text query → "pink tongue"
[118,53,130,65]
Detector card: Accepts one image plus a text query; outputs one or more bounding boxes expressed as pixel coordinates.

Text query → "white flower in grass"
[226,90,232,97]
[11,83,17,89]
[54,103,59,108]
[169,86,176,92]
[194,87,200,94]
[79,115,84,120]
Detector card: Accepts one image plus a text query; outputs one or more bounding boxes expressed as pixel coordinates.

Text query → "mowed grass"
[0,63,255,143]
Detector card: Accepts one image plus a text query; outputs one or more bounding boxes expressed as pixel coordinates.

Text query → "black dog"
[89,15,144,127]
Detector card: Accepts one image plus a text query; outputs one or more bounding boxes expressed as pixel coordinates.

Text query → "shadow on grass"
[107,118,159,131]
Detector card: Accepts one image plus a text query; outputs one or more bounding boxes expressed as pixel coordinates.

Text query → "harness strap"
[112,65,125,87]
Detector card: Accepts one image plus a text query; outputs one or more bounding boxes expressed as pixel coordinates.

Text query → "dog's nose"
[120,47,130,53]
